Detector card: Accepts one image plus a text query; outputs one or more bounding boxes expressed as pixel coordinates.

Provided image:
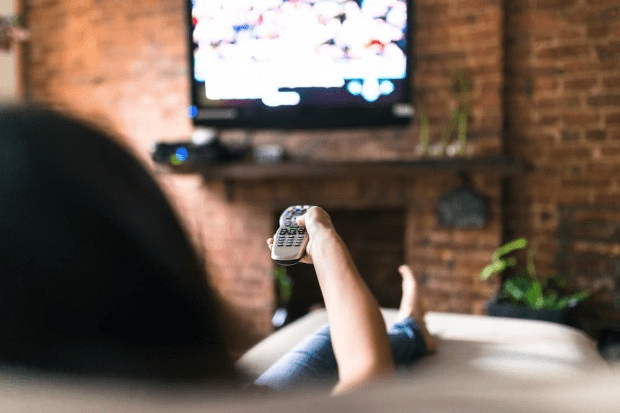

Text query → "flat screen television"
[187,0,414,130]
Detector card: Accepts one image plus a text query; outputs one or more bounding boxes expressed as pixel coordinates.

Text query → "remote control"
[271,205,313,266]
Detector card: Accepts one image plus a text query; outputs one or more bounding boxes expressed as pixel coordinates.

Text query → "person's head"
[0,105,234,383]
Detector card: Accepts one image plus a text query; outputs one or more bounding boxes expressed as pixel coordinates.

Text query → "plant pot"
[485,296,576,326]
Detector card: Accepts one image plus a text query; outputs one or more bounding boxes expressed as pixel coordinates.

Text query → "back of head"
[0,105,235,383]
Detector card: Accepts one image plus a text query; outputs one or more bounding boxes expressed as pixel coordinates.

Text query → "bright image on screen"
[192,0,408,107]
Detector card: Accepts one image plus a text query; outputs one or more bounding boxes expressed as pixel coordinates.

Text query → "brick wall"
[504,0,620,336]
[25,0,508,355]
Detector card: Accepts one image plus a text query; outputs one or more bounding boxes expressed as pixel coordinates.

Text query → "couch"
[1,310,618,412]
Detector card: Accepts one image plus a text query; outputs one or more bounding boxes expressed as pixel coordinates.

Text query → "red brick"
[541,95,582,108]
[534,76,560,93]
[564,59,617,73]
[600,145,620,157]
[606,113,620,124]
[561,178,613,190]
[566,5,620,24]
[559,28,585,41]
[587,24,610,39]
[549,146,593,159]
[563,111,600,126]
[561,130,581,142]
[536,44,592,60]
[596,41,620,62]
[587,94,620,107]
[610,129,620,141]
[535,114,561,126]
[565,77,598,90]
[586,130,608,141]
[471,44,501,59]
[594,194,620,205]
[587,0,620,5]
[536,0,579,9]
[470,29,500,43]
[585,163,620,179]
[526,12,565,31]
[603,75,620,89]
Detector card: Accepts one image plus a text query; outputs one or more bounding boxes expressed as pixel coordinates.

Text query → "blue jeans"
[254,317,427,391]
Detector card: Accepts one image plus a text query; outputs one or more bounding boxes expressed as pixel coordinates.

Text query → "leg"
[253,323,338,391]
[395,264,436,354]
[254,265,435,391]
[379,264,435,365]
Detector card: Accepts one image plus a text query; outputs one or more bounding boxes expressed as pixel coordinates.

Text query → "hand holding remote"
[270,205,313,266]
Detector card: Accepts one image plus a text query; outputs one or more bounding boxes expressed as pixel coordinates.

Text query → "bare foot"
[397,265,436,354]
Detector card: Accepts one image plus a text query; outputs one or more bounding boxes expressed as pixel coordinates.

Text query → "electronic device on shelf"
[271,205,313,266]
[186,0,414,130]
[150,138,247,166]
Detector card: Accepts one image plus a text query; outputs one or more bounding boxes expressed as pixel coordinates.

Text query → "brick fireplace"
[156,169,504,356]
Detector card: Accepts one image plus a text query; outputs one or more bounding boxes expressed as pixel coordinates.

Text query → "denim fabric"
[254,317,427,391]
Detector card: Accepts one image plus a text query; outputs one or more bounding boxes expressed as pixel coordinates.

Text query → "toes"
[398,264,414,278]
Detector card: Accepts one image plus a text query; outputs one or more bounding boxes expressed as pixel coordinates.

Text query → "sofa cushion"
[236,309,608,383]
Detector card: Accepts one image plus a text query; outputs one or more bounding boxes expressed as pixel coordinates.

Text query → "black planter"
[485,296,576,326]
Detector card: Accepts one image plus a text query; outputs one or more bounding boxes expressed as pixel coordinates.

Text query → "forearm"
[311,227,394,393]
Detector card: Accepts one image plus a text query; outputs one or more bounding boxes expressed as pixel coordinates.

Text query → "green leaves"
[273,266,292,303]
[525,281,544,309]
[555,291,591,310]
[480,238,527,281]
[543,290,558,309]
[491,238,528,261]
[501,278,590,310]
[503,276,529,302]
[480,256,517,280]
[482,238,591,310]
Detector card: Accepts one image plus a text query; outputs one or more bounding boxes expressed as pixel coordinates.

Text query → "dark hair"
[0,105,236,383]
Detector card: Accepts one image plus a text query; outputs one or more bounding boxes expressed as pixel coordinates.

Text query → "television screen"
[187,0,413,129]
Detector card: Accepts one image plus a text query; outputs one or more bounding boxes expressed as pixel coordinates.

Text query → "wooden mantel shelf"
[165,156,526,181]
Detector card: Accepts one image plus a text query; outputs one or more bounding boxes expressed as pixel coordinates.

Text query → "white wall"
[0,0,19,103]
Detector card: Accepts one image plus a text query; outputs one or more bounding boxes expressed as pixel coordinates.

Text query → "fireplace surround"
[172,161,514,356]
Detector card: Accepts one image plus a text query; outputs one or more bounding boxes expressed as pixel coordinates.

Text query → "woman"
[0,105,433,393]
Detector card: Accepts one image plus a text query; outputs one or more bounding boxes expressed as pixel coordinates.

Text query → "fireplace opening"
[273,209,406,327]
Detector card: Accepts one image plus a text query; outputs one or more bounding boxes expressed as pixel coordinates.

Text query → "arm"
[273,207,394,393]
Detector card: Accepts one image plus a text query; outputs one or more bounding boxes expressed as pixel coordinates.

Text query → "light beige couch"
[238,309,609,382]
[2,310,618,412]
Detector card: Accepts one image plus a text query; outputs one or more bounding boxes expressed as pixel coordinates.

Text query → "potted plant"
[416,69,470,158]
[272,266,293,329]
[442,69,470,158]
[480,238,591,325]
